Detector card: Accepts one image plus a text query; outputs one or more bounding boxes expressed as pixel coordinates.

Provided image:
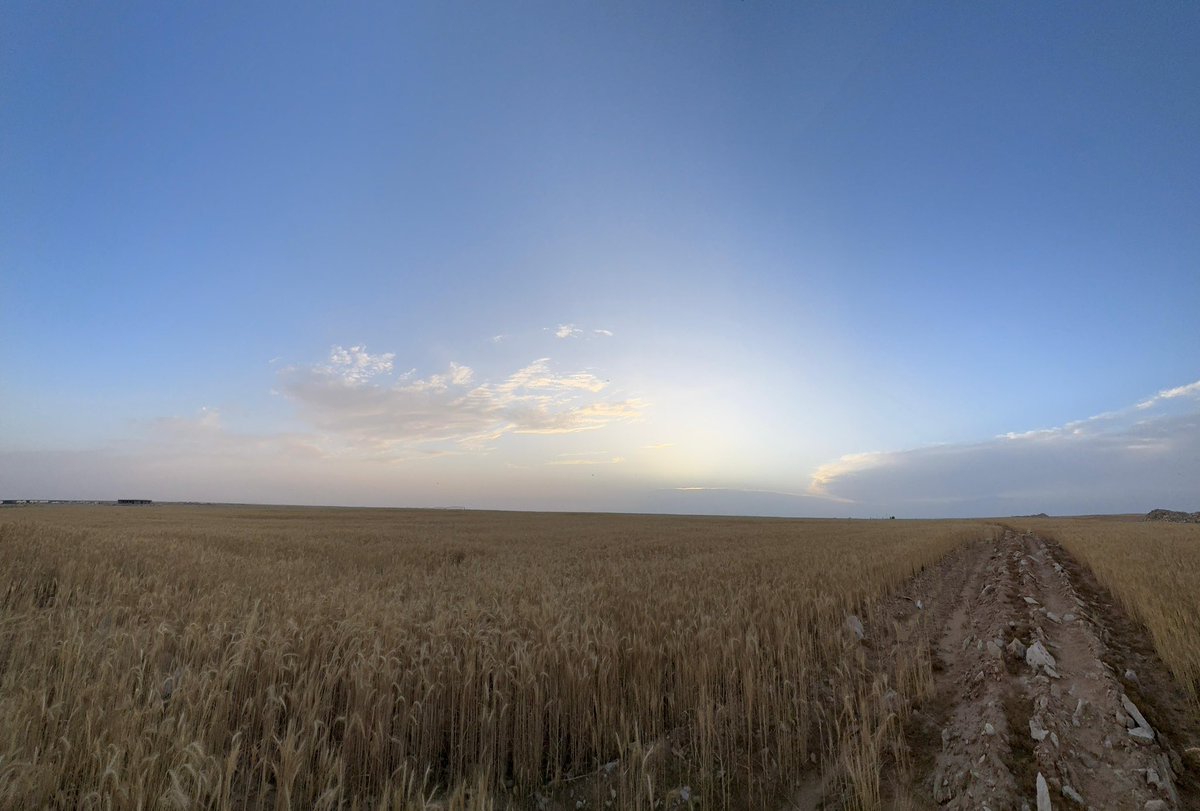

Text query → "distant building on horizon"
[116,499,153,505]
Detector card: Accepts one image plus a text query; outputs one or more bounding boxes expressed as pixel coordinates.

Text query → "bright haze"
[3,4,1198,517]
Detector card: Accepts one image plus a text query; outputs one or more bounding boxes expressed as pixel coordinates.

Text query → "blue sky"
[2,2,1198,516]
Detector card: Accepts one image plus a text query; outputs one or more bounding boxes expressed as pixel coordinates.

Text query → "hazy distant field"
[0,505,993,809]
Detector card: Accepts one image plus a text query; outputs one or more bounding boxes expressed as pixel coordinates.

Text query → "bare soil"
[862,529,1200,811]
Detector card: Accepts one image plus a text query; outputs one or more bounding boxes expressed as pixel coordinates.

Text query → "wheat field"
[0,505,997,809]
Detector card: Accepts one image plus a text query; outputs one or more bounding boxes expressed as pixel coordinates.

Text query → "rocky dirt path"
[874,529,1199,811]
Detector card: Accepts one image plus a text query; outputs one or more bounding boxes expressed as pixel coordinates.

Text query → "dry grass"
[1010,517,1200,706]
[0,505,994,809]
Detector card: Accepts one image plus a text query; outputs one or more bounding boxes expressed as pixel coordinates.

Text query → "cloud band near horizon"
[807,379,1200,515]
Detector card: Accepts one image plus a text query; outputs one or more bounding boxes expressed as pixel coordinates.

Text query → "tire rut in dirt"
[1013,530,1181,809]
[1039,534,1200,810]
[890,530,1190,810]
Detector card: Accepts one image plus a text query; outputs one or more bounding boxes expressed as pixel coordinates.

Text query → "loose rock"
[1072,698,1085,722]
[1121,694,1153,737]
[1144,767,1167,792]
[1129,727,1155,743]
[1026,640,1059,677]
[1036,772,1052,811]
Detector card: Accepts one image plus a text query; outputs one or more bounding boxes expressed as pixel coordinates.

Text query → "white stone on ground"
[1026,640,1059,677]
[1129,726,1155,743]
[1036,772,1052,811]
[1120,694,1149,727]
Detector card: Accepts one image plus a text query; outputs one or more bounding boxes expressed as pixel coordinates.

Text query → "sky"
[2,2,1198,517]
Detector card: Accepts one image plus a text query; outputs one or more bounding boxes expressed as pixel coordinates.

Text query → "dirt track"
[866,530,1200,811]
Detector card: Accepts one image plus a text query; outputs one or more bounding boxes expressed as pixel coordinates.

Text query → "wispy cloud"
[1136,379,1200,410]
[551,324,613,339]
[276,347,644,456]
[326,345,396,383]
[488,334,506,344]
[4,345,649,505]
[497,358,606,393]
[808,378,1200,515]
